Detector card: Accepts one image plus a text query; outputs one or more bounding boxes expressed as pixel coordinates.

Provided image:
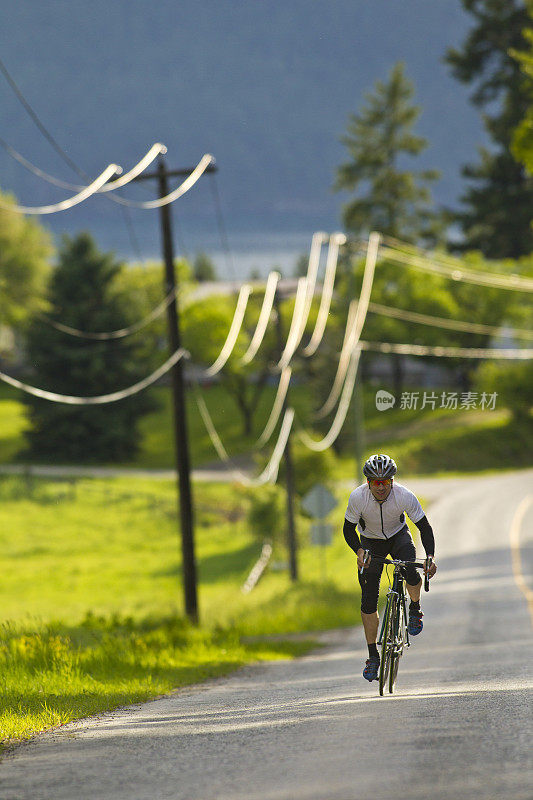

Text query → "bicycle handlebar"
[424,557,433,593]
[359,550,433,592]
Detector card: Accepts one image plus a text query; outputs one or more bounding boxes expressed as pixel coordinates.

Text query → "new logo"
[375,390,396,411]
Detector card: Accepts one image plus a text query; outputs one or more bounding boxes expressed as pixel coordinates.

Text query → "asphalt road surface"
[2,470,532,800]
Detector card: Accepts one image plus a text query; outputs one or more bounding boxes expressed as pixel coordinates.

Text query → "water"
[131,230,324,281]
[196,231,319,281]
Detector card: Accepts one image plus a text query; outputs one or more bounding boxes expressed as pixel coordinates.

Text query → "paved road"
[2,471,532,800]
[0,462,246,483]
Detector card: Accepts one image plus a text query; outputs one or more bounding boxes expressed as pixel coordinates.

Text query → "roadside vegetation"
[0,382,530,475]
[0,474,362,748]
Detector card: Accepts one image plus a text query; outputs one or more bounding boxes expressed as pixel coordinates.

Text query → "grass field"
[0,474,365,748]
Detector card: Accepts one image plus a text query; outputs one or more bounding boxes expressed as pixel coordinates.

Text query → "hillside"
[0,1,485,264]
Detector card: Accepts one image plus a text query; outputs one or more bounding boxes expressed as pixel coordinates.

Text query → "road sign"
[310,522,333,546]
[301,484,338,519]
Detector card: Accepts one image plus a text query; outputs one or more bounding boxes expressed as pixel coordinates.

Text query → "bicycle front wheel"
[388,600,406,693]
[379,595,395,696]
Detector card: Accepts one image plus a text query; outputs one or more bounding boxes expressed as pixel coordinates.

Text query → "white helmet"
[363,454,397,479]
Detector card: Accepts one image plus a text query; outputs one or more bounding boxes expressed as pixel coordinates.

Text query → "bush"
[246,484,285,544]
[279,442,336,497]
[476,360,533,424]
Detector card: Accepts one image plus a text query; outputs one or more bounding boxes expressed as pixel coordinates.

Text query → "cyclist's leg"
[391,528,424,634]
[358,537,386,642]
[359,538,386,680]
[390,527,422,599]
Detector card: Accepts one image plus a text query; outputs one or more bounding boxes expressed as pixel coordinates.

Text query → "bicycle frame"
[360,554,430,696]
[377,564,410,649]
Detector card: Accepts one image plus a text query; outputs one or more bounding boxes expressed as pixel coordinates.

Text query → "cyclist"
[343,454,437,682]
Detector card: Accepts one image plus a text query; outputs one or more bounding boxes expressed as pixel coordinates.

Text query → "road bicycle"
[360,553,432,696]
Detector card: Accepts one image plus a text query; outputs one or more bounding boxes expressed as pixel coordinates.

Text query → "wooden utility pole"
[273,288,298,581]
[131,155,217,622]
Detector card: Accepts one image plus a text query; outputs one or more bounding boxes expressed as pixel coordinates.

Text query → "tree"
[23,233,155,462]
[182,282,318,438]
[294,253,309,278]
[182,293,272,437]
[511,6,533,173]
[334,62,440,244]
[193,252,217,282]
[0,191,53,330]
[476,360,533,424]
[445,0,533,257]
[110,257,194,369]
[333,60,441,401]
[308,242,527,415]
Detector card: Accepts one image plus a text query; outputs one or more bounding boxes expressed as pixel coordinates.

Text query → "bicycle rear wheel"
[379,595,395,696]
[388,600,405,693]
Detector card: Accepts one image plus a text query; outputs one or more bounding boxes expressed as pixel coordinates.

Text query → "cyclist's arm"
[414,515,435,558]
[343,518,363,555]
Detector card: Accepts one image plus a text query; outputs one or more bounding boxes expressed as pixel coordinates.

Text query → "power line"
[241,232,326,367]
[0,56,89,180]
[298,231,328,345]
[104,155,215,208]
[0,135,83,190]
[0,163,121,214]
[241,271,280,363]
[298,347,361,452]
[0,348,189,405]
[0,149,214,213]
[256,367,292,446]
[383,234,518,273]
[36,285,183,340]
[302,232,345,356]
[93,144,167,192]
[208,172,237,282]
[316,231,380,418]
[194,385,295,486]
[360,341,533,359]
[277,231,327,369]
[0,58,155,261]
[277,277,308,369]
[205,284,253,376]
[367,301,533,340]
[381,243,533,292]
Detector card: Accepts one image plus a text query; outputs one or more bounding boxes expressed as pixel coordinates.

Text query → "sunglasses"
[369,478,392,487]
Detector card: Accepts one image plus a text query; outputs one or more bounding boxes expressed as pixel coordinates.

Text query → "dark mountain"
[0,1,485,271]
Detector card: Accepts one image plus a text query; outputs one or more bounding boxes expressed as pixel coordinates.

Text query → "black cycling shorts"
[358,527,421,615]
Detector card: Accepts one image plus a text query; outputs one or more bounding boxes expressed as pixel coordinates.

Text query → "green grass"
[0,475,360,627]
[332,384,533,478]
[0,474,362,748]
[0,615,313,745]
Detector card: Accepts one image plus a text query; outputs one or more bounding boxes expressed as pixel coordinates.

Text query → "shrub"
[476,360,533,424]
[246,484,285,544]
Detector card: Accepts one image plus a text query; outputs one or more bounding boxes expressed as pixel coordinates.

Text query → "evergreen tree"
[446,0,533,257]
[193,252,217,282]
[511,6,533,173]
[23,233,155,462]
[334,62,440,244]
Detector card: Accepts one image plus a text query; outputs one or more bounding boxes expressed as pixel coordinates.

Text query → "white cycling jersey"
[345,481,425,541]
